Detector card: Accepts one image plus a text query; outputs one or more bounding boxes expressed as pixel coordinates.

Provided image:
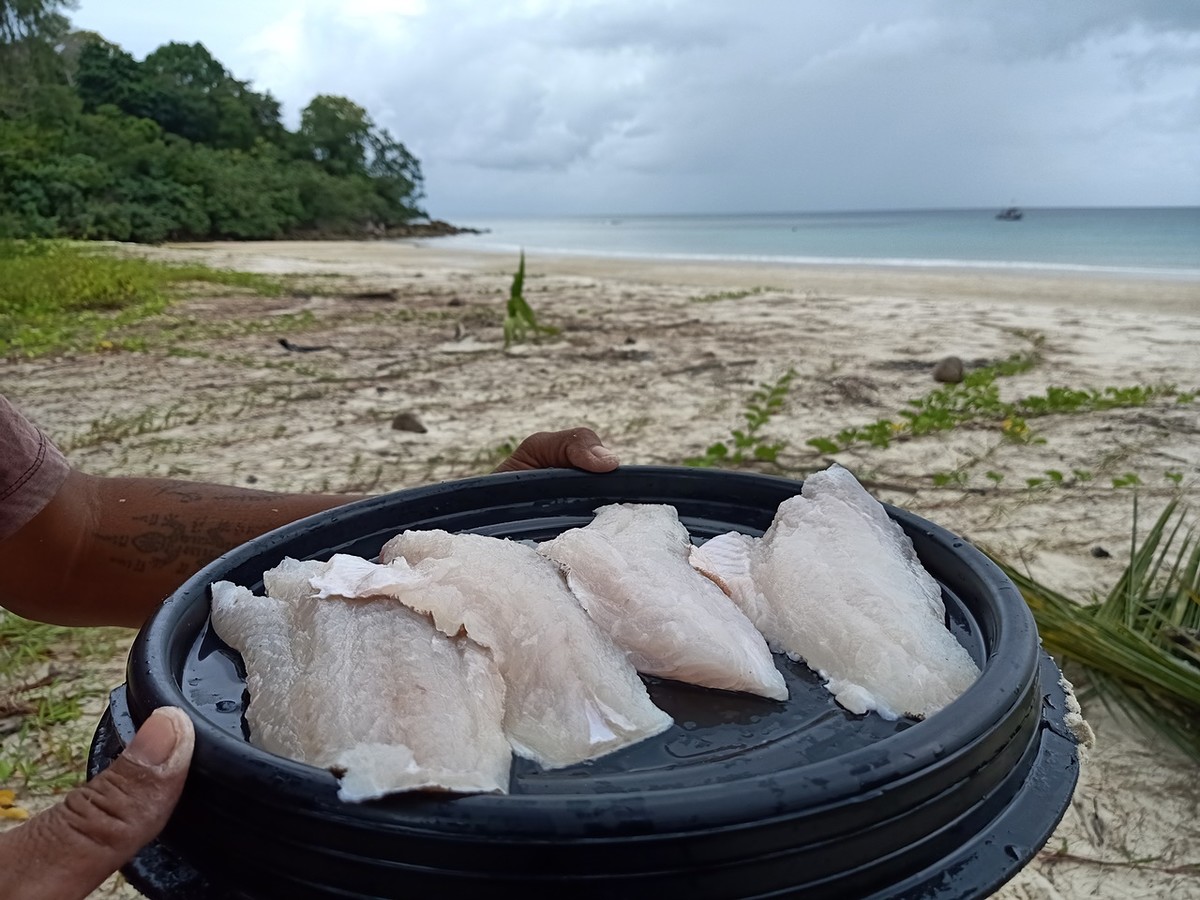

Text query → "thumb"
[0,706,194,900]
[563,430,620,473]
[493,428,620,473]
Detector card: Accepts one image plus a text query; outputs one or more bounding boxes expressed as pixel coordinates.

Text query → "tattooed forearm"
[0,471,361,627]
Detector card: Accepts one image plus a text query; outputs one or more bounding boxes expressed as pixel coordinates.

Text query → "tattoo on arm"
[149,486,284,505]
[98,512,258,575]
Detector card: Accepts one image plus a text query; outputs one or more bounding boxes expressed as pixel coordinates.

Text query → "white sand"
[3,240,1197,898]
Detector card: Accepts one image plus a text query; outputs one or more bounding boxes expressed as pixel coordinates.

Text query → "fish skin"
[690,465,980,720]
[539,503,788,701]
[381,530,673,769]
[210,567,511,802]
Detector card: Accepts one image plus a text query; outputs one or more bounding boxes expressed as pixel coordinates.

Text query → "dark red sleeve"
[0,394,70,542]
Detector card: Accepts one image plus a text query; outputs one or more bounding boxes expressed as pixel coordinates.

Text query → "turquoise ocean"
[439,207,1200,281]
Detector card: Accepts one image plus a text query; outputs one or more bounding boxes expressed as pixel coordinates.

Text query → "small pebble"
[932,356,965,383]
[391,411,428,433]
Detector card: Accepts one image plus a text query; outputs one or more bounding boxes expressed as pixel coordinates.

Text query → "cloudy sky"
[69,1,1200,219]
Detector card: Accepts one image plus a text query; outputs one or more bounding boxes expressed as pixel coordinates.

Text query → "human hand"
[0,707,194,900]
[493,428,620,474]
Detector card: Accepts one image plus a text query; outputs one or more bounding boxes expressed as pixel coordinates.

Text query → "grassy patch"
[0,612,130,794]
[0,240,285,357]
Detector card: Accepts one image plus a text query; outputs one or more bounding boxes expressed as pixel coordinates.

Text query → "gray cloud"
[69,0,1200,216]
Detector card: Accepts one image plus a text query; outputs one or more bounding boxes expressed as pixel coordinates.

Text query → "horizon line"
[439,204,1200,221]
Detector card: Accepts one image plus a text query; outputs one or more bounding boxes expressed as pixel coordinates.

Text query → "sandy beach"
[2,240,1197,898]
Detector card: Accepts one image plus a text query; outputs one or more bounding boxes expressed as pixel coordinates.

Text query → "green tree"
[367,126,424,222]
[299,94,371,176]
[0,0,73,44]
[0,0,76,114]
[1,19,428,242]
[76,39,285,151]
[73,37,144,113]
[298,96,424,221]
[136,42,225,145]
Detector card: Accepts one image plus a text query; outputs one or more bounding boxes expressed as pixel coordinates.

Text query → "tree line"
[0,0,428,242]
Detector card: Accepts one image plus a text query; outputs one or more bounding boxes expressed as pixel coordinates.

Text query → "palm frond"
[987,498,1200,763]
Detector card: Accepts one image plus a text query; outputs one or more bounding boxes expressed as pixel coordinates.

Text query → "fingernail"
[125,707,184,767]
[594,448,619,463]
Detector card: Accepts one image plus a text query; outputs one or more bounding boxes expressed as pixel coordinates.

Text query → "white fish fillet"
[538,504,787,701]
[690,465,980,720]
[378,530,673,768]
[209,563,511,802]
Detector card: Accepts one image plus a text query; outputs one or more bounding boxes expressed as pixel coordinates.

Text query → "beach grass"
[0,613,131,796]
[0,239,285,357]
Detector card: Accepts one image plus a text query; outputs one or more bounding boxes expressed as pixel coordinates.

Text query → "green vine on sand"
[805,338,1184,455]
[686,369,797,467]
[688,333,1194,494]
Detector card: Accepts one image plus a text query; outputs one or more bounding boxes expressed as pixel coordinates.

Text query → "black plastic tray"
[88,466,1081,899]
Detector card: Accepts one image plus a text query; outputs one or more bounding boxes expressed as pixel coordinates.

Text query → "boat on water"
[995,207,1023,221]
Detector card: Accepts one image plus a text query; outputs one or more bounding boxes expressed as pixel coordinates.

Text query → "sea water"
[437,207,1200,280]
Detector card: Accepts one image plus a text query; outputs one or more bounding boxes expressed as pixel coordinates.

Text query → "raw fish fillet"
[209,561,511,802]
[378,530,673,768]
[690,465,980,720]
[538,504,787,700]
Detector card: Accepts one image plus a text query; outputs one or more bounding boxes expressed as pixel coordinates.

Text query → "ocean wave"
[432,237,1200,281]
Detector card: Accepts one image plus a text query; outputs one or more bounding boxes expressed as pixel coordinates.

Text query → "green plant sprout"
[503,251,559,349]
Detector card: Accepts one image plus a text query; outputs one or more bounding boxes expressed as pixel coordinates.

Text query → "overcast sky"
[69,1,1200,219]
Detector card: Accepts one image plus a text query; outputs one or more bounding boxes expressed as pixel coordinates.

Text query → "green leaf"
[806,437,840,454]
[510,249,526,302]
[754,443,782,462]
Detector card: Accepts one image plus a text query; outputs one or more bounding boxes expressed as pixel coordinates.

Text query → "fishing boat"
[995,207,1023,221]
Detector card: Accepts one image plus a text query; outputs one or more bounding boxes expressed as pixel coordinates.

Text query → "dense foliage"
[0,0,425,241]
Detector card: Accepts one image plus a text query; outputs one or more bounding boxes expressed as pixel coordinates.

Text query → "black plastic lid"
[90,467,1081,899]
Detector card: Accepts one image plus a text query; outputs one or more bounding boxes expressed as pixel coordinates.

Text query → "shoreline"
[431,237,1200,285]
[160,240,1200,316]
